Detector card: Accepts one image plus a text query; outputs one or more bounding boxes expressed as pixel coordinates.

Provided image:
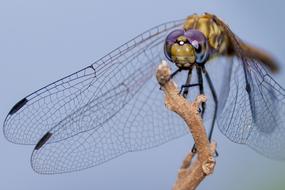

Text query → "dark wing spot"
[8,98,28,115]
[246,83,251,94]
[35,132,52,150]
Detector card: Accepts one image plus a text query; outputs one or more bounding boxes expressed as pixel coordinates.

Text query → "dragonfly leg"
[191,66,219,156]
[180,69,193,98]
[191,66,206,154]
[179,83,200,96]
[170,68,182,79]
[159,68,182,91]
[204,66,219,157]
[203,67,218,142]
[197,67,206,117]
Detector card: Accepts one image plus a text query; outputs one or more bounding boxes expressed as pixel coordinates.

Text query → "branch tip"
[156,61,171,86]
[155,60,217,190]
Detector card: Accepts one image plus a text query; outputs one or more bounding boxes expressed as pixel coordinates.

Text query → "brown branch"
[156,60,217,190]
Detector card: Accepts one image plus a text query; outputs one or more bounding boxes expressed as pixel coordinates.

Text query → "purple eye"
[185,29,209,64]
[164,29,185,62]
[165,29,185,44]
[164,28,209,65]
[184,29,207,46]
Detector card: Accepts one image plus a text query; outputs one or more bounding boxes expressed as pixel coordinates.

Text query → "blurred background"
[1,0,285,189]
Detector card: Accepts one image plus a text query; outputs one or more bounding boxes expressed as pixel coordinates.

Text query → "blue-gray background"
[1,0,285,189]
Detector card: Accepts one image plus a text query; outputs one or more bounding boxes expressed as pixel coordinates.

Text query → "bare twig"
[156,60,217,190]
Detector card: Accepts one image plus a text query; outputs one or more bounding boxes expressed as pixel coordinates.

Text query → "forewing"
[4,66,96,145]
[30,22,191,174]
[31,71,189,174]
[3,20,184,145]
[30,56,236,174]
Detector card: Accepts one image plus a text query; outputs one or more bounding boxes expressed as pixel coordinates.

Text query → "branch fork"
[156,60,217,190]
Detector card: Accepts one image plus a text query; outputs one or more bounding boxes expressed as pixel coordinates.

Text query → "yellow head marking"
[170,43,196,65]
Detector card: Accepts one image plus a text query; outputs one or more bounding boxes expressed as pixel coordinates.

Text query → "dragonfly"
[3,13,285,174]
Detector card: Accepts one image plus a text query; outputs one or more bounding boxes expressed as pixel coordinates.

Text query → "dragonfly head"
[164,29,209,68]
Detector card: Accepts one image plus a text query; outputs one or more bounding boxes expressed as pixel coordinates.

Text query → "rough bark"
[156,60,217,190]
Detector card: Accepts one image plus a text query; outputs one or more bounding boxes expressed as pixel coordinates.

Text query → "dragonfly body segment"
[183,13,231,56]
[165,13,278,72]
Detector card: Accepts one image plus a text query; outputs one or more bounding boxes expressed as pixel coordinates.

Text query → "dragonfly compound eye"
[164,29,196,68]
[184,29,209,65]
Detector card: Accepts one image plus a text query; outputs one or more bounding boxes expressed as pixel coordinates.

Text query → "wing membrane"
[31,73,188,173]
[29,21,193,174]
[4,67,96,144]
[212,14,285,159]
[3,20,184,145]
[30,55,237,174]
[217,58,285,159]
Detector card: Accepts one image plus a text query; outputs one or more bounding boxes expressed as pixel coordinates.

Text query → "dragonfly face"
[164,29,209,69]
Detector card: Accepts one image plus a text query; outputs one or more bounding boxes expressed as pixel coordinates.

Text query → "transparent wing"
[210,14,285,159]
[30,24,195,174]
[217,57,285,159]
[3,20,184,145]
[31,71,189,174]
[30,55,234,174]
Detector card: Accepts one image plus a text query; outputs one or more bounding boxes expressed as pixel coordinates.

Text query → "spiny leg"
[197,67,206,117]
[170,68,197,97]
[181,69,193,98]
[191,66,206,154]
[172,66,217,155]
[170,68,182,79]
[191,66,219,155]
[203,67,218,142]
[178,68,203,97]
[159,68,182,91]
